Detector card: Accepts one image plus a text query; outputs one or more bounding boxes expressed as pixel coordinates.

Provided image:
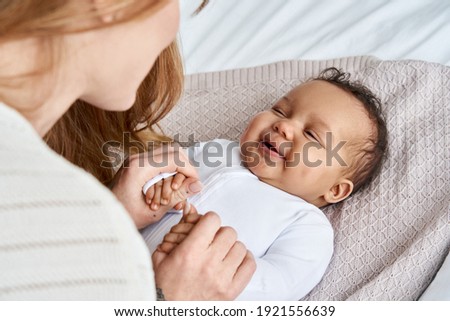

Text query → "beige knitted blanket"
[159,56,450,300]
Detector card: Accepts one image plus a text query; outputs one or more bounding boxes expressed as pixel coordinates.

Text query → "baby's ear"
[324,179,354,204]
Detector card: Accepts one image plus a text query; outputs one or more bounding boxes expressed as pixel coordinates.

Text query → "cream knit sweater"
[0,103,156,300]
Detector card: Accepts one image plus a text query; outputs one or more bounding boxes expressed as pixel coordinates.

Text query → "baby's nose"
[273,120,294,140]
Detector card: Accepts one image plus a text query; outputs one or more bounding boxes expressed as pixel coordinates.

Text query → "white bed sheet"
[179,0,450,74]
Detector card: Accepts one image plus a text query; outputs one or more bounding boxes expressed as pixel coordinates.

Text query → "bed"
[158,0,450,300]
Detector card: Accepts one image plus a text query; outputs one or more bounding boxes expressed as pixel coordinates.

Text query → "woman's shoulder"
[0,103,155,300]
[0,102,122,211]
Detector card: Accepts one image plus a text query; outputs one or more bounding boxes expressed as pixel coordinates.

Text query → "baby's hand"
[145,173,188,211]
[157,205,201,254]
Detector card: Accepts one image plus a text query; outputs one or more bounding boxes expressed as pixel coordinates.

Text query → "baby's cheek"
[300,145,325,168]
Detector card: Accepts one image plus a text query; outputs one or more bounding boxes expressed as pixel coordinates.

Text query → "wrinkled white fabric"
[180,0,450,74]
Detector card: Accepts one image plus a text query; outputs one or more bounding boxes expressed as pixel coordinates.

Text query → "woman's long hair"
[0,1,211,185]
[44,41,183,185]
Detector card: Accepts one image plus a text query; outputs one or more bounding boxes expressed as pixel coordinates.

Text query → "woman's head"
[0,1,176,38]
[0,0,180,112]
[77,0,181,112]
[1,1,208,184]
[45,41,184,185]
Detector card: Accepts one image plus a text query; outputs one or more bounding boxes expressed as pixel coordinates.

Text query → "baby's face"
[240,80,373,207]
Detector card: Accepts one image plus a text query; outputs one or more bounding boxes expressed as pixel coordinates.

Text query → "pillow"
[159,56,450,300]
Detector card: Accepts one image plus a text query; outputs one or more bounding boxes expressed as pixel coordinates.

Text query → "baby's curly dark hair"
[313,67,388,194]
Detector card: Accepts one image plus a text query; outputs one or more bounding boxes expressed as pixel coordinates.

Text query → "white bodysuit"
[141,139,333,300]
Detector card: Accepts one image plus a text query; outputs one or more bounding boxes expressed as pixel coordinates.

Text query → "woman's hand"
[111,146,202,229]
[152,209,256,300]
[156,204,201,254]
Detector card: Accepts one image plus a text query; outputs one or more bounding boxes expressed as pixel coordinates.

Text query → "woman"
[0,0,255,300]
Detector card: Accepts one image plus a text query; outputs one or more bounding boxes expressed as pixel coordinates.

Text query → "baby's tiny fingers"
[173,201,185,211]
[158,241,177,254]
[170,222,195,234]
[184,204,201,224]
[184,214,201,225]
[163,232,187,244]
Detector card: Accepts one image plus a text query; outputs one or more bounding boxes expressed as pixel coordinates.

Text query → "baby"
[140,67,388,300]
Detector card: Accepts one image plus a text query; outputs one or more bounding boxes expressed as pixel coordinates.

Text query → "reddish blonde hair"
[0,1,172,86]
[45,41,183,185]
[1,0,209,185]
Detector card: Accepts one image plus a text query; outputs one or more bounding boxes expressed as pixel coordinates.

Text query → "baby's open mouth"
[260,140,285,159]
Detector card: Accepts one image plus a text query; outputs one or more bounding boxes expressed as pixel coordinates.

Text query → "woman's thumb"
[186,178,203,194]
[151,249,166,268]
[178,178,202,198]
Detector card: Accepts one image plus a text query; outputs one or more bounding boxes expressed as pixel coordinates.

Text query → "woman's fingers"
[167,177,202,209]
[171,173,186,190]
[223,241,247,270]
[177,211,221,251]
[209,226,238,261]
[153,212,256,300]
[112,150,199,229]
[139,148,199,181]
[228,251,257,298]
